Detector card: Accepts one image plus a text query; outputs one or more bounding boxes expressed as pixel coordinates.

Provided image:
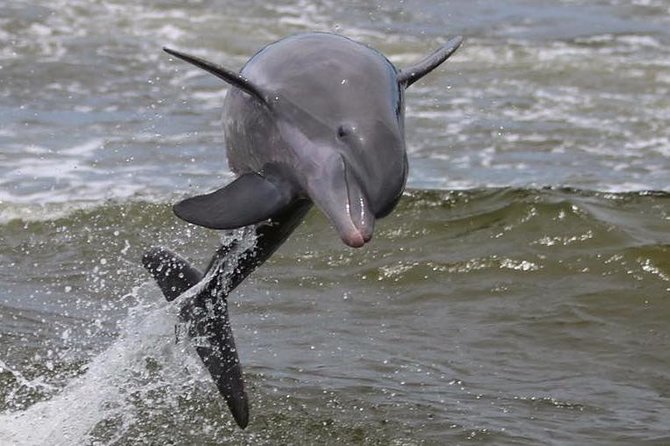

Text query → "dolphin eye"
[337,123,356,140]
[337,125,348,139]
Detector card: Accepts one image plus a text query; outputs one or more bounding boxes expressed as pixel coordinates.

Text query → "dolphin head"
[279,112,407,248]
[163,33,462,248]
[256,35,410,247]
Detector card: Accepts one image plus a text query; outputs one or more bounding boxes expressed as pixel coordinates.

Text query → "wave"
[1,186,667,226]
[0,186,667,444]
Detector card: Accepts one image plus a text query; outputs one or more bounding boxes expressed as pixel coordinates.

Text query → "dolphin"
[144,32,462,428]
[142,201,310,428]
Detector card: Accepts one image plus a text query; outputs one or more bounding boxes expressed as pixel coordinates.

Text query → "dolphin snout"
[327,192,375,248]
[304,154,375,248]
[339,211,374,248]
[342,229,373,248]
[342,230,365,248]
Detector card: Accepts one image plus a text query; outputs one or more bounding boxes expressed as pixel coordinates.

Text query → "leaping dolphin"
[143,32,463,428]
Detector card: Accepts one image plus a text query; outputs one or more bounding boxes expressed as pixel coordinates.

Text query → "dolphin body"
[143,32,462,428]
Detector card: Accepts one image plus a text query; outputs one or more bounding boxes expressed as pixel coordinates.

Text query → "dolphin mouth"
[344,231,372,248]
[329,194,374,248]
[339,192,374,247]
[337,221,373,248]
[304,153,375,248]
[340,218,373,248]
[344,233,365,248]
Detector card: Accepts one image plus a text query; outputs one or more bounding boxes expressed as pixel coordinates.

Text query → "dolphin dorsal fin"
[397,36,463,88]
[164,47,268,106]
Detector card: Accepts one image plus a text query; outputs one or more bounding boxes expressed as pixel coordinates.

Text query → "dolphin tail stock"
[222,198,313,288]
[171,197,313,299]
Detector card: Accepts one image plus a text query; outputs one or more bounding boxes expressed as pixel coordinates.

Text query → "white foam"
[0,285,183,445]
[0,228,256,445]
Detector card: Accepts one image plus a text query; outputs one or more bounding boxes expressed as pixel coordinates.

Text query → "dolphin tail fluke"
[140,200,313,429]
[192,303,249,429]
[196,344,249,428]
[142,246,203,301]
[141,245,250,428]
[182,249,251,429]
[173,171,294,230]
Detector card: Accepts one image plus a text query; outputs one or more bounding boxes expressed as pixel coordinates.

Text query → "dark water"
[1,190,668,445]
[1,0,669,444]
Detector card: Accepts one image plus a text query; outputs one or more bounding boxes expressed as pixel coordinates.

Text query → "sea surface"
[0,0,669,444]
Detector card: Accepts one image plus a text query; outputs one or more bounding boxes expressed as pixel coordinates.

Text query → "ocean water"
[0,0,669,444]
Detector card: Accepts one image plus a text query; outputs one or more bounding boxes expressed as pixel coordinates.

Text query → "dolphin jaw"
[341,228,367,248]
[300,152,375,248]
[332,208,374,248]
[340,194,374,248]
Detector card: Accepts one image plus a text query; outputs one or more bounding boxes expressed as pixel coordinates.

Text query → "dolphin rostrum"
[143,32,462,428]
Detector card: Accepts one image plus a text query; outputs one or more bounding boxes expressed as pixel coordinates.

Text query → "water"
[0,0,669,444]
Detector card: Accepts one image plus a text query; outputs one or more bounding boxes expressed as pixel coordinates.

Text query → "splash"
[0,229,255,445]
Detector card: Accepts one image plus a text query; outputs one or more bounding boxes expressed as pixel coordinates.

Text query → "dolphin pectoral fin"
[397,36,463,88]
[173,172,293,230]
[163,47,268,107]
[142,246,203,301]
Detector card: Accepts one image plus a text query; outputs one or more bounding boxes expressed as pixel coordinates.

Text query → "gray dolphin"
[165,32,462,247]
[144,32,462,428]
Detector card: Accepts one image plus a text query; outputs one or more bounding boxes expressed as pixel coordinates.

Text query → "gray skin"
[224,33,405,247]
[146,32,463,429]
[166,32,463,247]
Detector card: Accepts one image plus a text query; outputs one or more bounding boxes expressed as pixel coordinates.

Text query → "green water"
[1,189,668,444]
[1,0,670,443]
